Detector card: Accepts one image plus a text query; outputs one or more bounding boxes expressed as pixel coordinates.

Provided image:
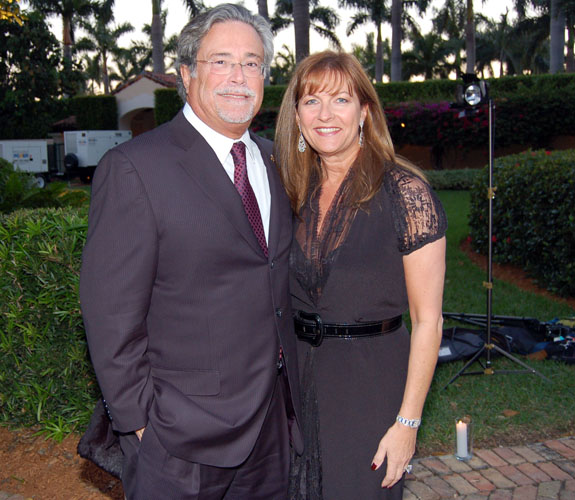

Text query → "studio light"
[443,73,549,388]
[456,73,489,108]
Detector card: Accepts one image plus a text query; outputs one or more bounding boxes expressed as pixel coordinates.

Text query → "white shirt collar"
[182,103,258,165]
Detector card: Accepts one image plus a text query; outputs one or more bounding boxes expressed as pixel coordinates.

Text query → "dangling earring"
[359,120,364,148]
[298,126,306,153]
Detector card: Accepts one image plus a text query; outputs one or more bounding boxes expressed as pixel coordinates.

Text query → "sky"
[42,0,513,68]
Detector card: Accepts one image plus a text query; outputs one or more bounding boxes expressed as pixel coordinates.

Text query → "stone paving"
[1,437,574,499]
[404,437,575,500]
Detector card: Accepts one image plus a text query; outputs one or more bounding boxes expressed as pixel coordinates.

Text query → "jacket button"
[275,308,282,317]
[270,259,275,269]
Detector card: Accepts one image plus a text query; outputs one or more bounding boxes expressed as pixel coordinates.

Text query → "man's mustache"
[215,87,256,98]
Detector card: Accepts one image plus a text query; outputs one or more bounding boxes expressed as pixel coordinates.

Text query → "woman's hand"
[135,427,145,441]
[371,422,417,488]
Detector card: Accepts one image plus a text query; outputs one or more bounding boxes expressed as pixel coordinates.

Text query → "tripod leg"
[489,344,552,383]
[443,345,486,389]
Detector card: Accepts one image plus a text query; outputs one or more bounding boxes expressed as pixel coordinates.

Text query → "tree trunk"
[293,0,310,63]
[103,51,110,95]
[465,0,475,74]
[390,0,402,81]
[550,0,566,74]
[375,25,384,83]
[152,0,165,74]
[257,0,269,20]
[62,16,73,62]
[257,0,271,85]
[566,17,574,72]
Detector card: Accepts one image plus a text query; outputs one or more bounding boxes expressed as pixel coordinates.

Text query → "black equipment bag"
[438,327,484,363]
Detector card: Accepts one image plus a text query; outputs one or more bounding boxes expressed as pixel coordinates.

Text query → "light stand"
[443,76,551,389]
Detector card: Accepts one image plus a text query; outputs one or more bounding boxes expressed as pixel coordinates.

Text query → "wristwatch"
[396,415,422,429]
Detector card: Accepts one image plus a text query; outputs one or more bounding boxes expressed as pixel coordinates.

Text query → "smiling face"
[180,21,265,139]
[296,75,367,167]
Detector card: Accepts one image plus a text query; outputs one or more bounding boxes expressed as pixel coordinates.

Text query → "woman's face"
[296,78,367,166]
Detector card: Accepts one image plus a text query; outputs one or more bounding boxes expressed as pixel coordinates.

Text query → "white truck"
[0,130,132,187]
[63,130,132,183]
[0,139,62,188]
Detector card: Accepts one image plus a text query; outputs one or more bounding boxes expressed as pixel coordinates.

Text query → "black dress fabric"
[289,164,447,500]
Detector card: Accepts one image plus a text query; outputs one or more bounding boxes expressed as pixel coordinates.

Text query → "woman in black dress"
[274,51,447,500]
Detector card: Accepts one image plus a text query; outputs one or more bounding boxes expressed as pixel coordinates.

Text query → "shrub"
[469,149,575,297]
[261,85,286,108]
[253,73,575,109]
[0,159,89,214]
[70,96,118,130]
[155,88,183,126]
[0,207,98,438]
[425,168,481,190]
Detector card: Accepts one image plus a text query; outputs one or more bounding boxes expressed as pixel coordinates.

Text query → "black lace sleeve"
[385,167,448,255]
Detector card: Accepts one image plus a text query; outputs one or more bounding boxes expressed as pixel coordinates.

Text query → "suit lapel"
[168,111,265,257]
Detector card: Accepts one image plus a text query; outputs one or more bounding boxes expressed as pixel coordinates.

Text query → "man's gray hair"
[176,3,273,101]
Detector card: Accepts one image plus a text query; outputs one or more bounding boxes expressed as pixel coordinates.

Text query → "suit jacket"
[80,110,303,467]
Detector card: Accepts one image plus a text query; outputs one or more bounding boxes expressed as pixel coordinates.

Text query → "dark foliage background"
[469,149,575,297]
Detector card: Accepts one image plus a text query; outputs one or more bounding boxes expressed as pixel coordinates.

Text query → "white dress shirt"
[183,103,271,243]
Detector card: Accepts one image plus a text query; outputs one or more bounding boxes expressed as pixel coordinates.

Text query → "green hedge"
[0,159,89,213]
[425,168,481,190]
[469,149,575,297]
[0,207,98,438]
[152,77,575,159]
[155,87,184,126]
[71,95,118,130]
[261,73,575,107]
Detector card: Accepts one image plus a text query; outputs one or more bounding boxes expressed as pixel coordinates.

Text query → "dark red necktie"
[230,142,268,257]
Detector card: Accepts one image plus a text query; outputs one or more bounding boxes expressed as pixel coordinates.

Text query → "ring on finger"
[404,464,413,474]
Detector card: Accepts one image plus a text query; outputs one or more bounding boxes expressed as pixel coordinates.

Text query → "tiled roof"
[113,71,178,94]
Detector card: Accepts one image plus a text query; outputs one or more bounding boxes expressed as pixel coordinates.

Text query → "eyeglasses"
[196,59,267,77]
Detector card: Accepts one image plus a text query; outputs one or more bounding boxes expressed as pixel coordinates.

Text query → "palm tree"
[272,0,341,62]
[352,32,378,80]
[513,0,570,74]
[465,0,475,73]
[390,0,402,81]
[258,0,270,19]
[109,46,149,87]
[402,27,452,79]
[26,0,98,62]
[138,13,179,73]
[292,0,310,62]
[389,0,431,81]
[432,0,490,77]
[549,0,565,72]
[475,11,514,77]
[510,5,550,73]
[270,44,295,84]
[339,0,388,82]
[75,0,133,94]
[80,52,101,93]
[151,0,164,73]
[151,0,203,74]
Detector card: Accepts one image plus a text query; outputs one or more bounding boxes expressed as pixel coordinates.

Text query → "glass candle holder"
[455,416,473,461]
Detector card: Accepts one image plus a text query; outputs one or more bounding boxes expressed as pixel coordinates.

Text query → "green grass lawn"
[415,191,575,457]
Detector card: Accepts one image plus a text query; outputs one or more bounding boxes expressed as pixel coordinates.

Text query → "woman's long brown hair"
[274,50,425,215]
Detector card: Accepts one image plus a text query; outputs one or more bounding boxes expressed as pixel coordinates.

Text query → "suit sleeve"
[80,149,157,433]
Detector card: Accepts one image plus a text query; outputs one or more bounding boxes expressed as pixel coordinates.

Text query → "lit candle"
[456,420,468,458]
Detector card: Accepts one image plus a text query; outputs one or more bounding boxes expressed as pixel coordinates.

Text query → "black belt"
[294,311,403,347]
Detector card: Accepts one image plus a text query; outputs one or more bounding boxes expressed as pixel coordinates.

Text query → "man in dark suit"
[80,4,302,498]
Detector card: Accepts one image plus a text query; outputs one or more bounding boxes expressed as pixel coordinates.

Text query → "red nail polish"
[371,463,377,471]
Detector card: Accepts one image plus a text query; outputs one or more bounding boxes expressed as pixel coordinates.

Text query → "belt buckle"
[299,311,324,347]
